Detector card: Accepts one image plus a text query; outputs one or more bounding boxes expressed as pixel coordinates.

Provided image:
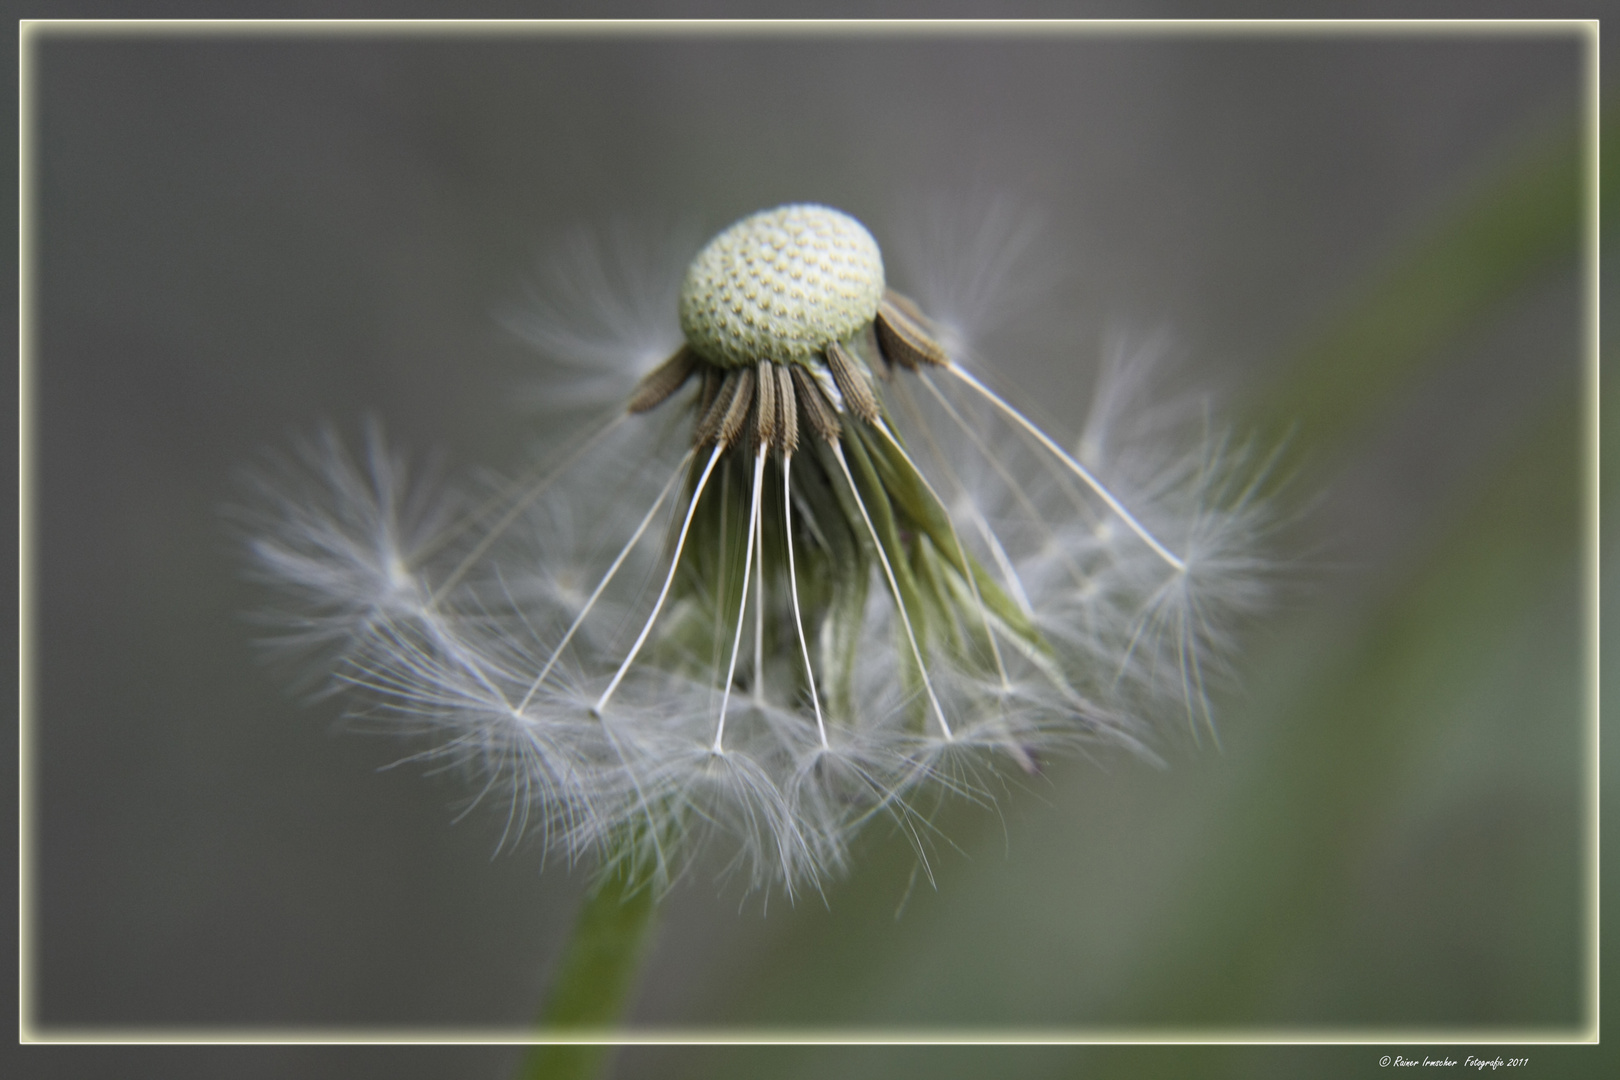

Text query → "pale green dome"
[678,204,885,368]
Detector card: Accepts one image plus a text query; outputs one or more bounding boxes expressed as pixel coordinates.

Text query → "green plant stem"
[520,866,661,1080]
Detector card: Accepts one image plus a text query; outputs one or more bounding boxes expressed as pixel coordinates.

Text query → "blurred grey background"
[24,23,1593,1080]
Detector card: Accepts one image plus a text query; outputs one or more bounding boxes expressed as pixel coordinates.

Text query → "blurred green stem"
[520,865,660,1080]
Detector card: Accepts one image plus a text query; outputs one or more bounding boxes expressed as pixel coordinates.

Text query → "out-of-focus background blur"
[23,22,1598,1080]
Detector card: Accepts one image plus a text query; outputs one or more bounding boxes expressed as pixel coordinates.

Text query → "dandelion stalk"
[521,862,660,1080]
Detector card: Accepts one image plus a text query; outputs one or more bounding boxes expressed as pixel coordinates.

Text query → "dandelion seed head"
[246,201,1285,896]
[678,204,884,369]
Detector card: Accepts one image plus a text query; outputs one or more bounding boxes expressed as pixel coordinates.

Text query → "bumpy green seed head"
[678,204,885,369]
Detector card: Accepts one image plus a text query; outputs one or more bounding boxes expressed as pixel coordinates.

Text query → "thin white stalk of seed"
[782,451,829,749]
[752,466,767,708]
[710,455,732,679]
[714,446,767,752]
[872,418,1011,693]
[944,361,1186,572]
[429,413,626,605]
[830,441,953,742]
[946,481,1033,621]
[904,373,1126,715]
[915,370,1086,610]
[517,448,694,712]
[593,442,725,716]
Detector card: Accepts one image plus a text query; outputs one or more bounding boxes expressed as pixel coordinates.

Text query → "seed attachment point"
[875,290,950,370]
[626,345,698,414]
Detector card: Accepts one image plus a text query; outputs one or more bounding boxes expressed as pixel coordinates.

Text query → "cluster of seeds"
[247,201,1271,894]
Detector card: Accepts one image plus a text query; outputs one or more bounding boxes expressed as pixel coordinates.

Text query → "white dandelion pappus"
[504,219,697,418]
[246,202,1274,897]
[241,423,459,686]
